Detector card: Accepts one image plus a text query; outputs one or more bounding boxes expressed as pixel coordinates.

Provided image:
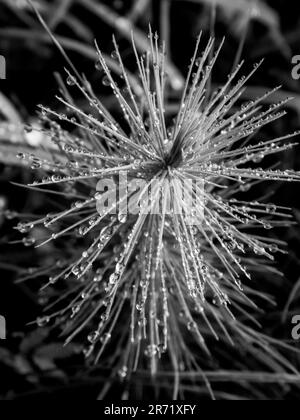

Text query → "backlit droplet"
[269,244,279,253]
[88,331,100,344]
[17,222,33,233]
[187,321,197,332]
[24,126,33,133]
[102,76,111,87]
[23,237,36,247]
[49,277,57,285]
[144,344,158,358]
[83,345,94,359]
[100,332,111,344]
[111,51,118,60]
[118,366,128,379]
[67,76,76,86]
[9,32,300,379]
[118,214,127,223]
[37,316,50,327]
[4,210,17,220]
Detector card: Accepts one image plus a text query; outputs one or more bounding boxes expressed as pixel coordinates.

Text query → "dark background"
[0,0,300,400]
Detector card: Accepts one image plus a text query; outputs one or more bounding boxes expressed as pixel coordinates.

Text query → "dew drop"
[83,345,94,358]
[31,159,42,170]
[17,222,33,233]
[71,305,81,317]
[4,210,17,220]
[240,184,251,192]
[100,332,111,344]
[144,344,158,358]
[95,62,102,71]
[111,51,118,60]
[269,244,279,253]
[187,321,197,332]
[118,366,128,379]
[23,237,36,247]
[109,273,117,285]
[118,213,127,223]
[49,277,57,285]
[102,76,111,87]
